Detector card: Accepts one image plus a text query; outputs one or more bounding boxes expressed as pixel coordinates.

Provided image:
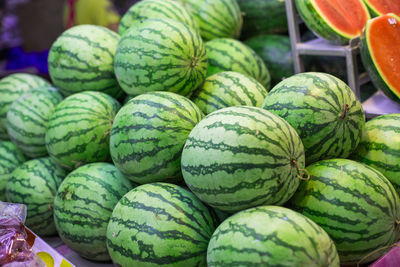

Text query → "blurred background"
[0,0,139,79]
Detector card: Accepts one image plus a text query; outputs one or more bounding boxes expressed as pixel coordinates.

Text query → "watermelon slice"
[361,13,400,102]
[363,0,400,17]
[295,0,371,44]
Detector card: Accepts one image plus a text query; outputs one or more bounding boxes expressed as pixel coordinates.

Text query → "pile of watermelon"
[1,0,400,266]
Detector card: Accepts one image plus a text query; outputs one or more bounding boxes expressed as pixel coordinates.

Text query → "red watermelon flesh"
[313,0,370,37]
[367,14,400,98]
[365,0,400,16]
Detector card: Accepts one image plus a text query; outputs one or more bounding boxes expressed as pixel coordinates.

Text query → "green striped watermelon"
[191,71,268,115]
[118,0,198,36]
[360,13,400,102]
[178,0,242,41]
[54,163,133,261]
[290,158,400,264]
[238,0,288,38]
[244,34,294,86]
[106,182,218,266]
[295,0,370,44]
[207,206,339,266]
[0,140,26,201]
[6,87,63,158]
[114,18,207,97]
[0,73,50,140]
[352,113,400,194]
[181,106,305,213]
[48,25,122,98]
[206,38,270,89]
[262,72,365,165]
[6,157,66,236]
[110,91,203,184]
[45,91,120,171]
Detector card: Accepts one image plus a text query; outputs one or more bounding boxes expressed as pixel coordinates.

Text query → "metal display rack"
[285,0,400,118]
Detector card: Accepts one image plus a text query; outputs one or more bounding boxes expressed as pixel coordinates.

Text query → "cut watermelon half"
[296,0,371,44]
[361,13,400,102]
[363,0,400,17]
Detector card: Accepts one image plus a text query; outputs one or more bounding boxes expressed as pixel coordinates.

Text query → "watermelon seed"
[339,104,350,120]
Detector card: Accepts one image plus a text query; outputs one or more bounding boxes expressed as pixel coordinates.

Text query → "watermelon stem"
[339,104,350,120]
[290,158,310,181]
[357,242,400,267]
[190,56,199,68]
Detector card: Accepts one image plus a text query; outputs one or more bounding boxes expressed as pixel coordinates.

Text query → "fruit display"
[295,0,370,44]
[48,25,122,98]
[360,13,400,102]
[191,71,268,115]
[110,92,203,184]
[54,163,133,261]
[2,0,400,266]
[262,72,365,164]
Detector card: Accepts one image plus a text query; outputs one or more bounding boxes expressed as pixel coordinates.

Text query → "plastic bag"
[0,202,45,267]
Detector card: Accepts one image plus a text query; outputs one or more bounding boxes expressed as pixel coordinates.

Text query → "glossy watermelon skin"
[244,34,294,86]
[207,206,340,267]
[295,0,370,44]
[290,159,400,264]
[118,0,198,36]
[114,18,207,97]
[238,0,288,38]
[106,183,218,266]
[352,113,400,194]
[181,106,305,213]
[360,13,400,102]
[262,72,365,165]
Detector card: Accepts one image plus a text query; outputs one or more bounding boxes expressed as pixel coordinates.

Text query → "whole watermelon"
[54,163,133,261]
[6,87,63,158]
[192,71,268,115]
[118,0,198,35]
[238,0,288,38]
[114,18,207,97]
[0,140,26,201]
[48,25,122,98]
[244,34,294,86]
[106,183,218,266]
[0,73,50,140]
[352,113,400,194]
[45,91,120,170]
[178,0,242,41]
[290,158,400,264]
[206,38,270,89]
[262,72,365,164]
[208,206,339,266]
[110,91,203,184]
[181,106,305,213]
[6,157,67,236]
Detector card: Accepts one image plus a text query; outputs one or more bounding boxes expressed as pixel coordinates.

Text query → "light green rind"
[48,25,123,98]
[178,0,242,41]
[262,72,365,165]
[206,38,270,89]
[54,163,133,261]
[290,158,400,264]
[181,106,305,213]
[352,113,400,194]
[192,71,268,115]
[6,87,63,158]
[110,91,203,184]
[107,183,218,267]
[0,74,50,140]
[0,140,26,200]
[118,0,199,35]
[114,18,207,97]
[6,157,67,236]
[207,205,340,267]
[45,91,120,171]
